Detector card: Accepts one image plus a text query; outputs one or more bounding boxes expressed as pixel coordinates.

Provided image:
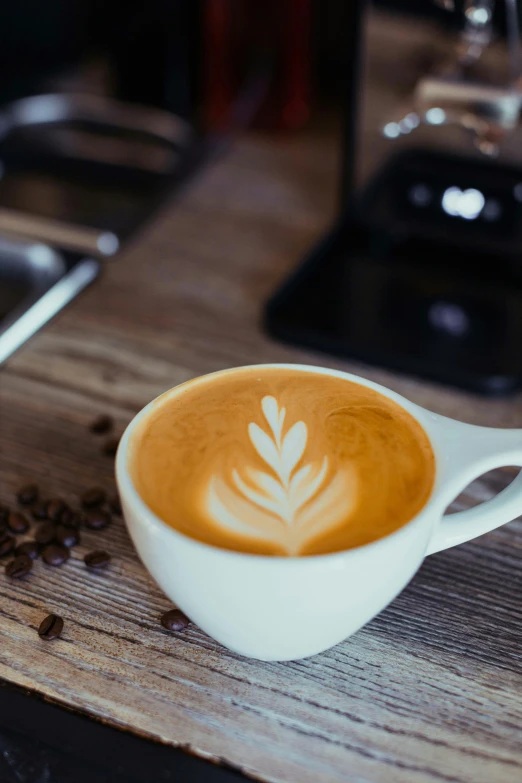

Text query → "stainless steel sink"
[0,93,197,363]
[0,236,98,363]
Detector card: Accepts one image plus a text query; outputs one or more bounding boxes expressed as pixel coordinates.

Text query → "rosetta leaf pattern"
[231,396,327,524]
[205,395,356,554]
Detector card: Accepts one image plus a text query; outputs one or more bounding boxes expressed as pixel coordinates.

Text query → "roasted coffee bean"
[5,555,32,579]
[42,543,69,566]
[81,487,106,509]
[31,501,49,521]
[0,504,9,525]
[0,534,15,558]
[58,510,82,529]
[84,550,111,569]
[89,414,113,434]
[160,609,190,632]
[84,509,111,530]
[15,540,39,560]
[38,613,63,640]
[46,499,67,522]
[55,525,80,548]
[109,493,122,516]
[35,523,57,546]
[66,511,84,529]
[16,484,39,506]
[59,506,75,526]
[102,436,120,456]
[7,512,29,535]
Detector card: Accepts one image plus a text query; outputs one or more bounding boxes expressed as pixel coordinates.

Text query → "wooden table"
[1,14,522,783]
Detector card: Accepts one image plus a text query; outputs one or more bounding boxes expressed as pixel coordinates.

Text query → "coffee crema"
[130,368,435,556]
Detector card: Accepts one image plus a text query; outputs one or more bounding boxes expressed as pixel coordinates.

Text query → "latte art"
[130,367,435,556]
[206,396,356,555]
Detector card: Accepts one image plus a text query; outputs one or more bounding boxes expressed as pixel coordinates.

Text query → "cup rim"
[116,363,438,565]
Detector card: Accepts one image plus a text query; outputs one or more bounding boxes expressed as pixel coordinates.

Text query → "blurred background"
[2,0,522,392]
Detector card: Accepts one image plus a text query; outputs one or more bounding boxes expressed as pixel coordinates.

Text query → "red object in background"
[203,0,311,131]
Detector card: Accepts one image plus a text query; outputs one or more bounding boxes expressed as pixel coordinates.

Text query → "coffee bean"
[42,543,70,566]
[46,499,67,522]
[102,436,120,457]
[0,535,15,558]
[7,512,29,535]
[38,613,63,640]
[60,507,75,526]
[0,505,9,525]
[55,525,80,548]
[81,487,106,509]
[32,501,49,521]
[35,523,57,546]
[84,550,111,569]
[62,511,83,529]
[109,493,122,516]
[5,555,32,579]
[16,484,39,506]
[84,509,111,530]
[15,540,39,560]
[89,414,113,434]
[160,609,190,632]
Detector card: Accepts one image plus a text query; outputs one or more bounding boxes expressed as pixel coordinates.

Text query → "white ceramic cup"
[116,364,522,661]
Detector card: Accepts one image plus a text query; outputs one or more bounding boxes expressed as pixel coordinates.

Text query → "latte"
[129,367,435,556]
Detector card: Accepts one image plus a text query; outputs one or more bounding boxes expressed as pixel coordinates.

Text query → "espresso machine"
[266,0,522,395]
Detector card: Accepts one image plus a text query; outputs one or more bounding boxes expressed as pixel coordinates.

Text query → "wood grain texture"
[1,12,522,783]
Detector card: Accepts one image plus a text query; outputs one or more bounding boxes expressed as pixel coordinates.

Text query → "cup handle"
[426,418,522,555]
